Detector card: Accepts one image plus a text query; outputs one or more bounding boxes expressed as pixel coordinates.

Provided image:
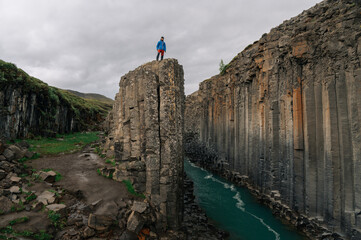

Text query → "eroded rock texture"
[185,0,361,238]
[106,59,184,231]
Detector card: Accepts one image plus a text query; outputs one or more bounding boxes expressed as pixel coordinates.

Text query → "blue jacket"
[156,40,166,51]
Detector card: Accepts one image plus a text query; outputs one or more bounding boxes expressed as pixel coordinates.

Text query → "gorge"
[185,0,361,239]
[1,0,360,239]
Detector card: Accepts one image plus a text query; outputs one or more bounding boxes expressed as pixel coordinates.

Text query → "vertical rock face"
[185,0,361,238]
[0,60,109,139]
[106,59,184,230]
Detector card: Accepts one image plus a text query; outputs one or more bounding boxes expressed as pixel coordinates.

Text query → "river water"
[184,160,308,240]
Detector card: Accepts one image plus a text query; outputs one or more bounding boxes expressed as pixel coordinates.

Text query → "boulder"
[3,149,15,161]
[8,145,25,159]
[24,150,34,158]
[87,214,113,231]
[0,196,13,213]
[46,204,66,212]
[39,171,57,183]
[83,226,95,238]
[0,141,5,154]
[0,169,6,180]
[15,141,30,149]
[131,201,148,214]
[9,186,21,194]
[37,190,56,205]
[119,230,138,240]
[127,211,144,233]
[10,176,21,183]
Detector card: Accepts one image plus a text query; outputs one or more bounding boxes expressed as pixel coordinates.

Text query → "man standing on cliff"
[156,36,166,61]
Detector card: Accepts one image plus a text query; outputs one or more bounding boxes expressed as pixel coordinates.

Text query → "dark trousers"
[156,50,165,61]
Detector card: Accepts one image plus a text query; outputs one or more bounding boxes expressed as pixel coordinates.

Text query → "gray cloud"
[0,0,322,98]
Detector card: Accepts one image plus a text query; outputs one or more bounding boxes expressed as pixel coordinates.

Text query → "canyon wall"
[185,0,361,238]
[0,60,108,139]
[105,59,184,231]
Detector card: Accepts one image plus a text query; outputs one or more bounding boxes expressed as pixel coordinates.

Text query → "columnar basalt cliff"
[185,0,361,238]
[105,59,185,231]
[0,60,110,139]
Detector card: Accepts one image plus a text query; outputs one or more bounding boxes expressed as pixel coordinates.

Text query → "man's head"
[161,36,164,41]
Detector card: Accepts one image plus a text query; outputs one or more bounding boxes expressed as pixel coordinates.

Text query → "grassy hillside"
[65,89,114,105]
[0,59,111,117]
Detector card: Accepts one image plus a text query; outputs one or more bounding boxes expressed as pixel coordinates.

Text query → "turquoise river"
[184,160,308,240]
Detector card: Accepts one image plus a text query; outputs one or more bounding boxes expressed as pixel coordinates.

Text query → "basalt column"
[108,59,184,230]
[185,0,361,238]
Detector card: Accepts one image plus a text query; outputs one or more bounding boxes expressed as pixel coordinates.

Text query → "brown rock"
[131,201,148,214]
[37,190,56,205]
[8,145,25,159]
[9,186,21,194]
[46,204,66,212]
[10,176,21,183]
[39,171,57,183]
[87,213,113,231]
[0,141,5,155]
[83,226,95,238]
[3,149,14,161]
[0,196,13,213]
[0,169,6,180]
[127,211,144,233]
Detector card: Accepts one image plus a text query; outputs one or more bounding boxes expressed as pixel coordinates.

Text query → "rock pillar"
[107,59,184,230]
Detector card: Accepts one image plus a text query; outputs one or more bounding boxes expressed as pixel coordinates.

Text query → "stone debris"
[9,186,21,194]
[131,201,148,214]
[46,203,66,212]
[0,196,13,213]
[37,190,56,205]
[10,176,21,183]
[38,170,57,183]
[88,213,113,231]
[127,211,145,233]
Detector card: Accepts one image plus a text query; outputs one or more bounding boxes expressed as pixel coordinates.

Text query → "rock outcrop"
[105,59,185,231]
[185,0,361,238]
[0,60,110,140]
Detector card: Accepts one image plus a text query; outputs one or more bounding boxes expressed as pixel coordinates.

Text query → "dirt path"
[27,146,131,216]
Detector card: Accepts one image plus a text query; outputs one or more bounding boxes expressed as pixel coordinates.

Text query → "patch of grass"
[47,211,64,229]
[18,153,41,163]
[25,192,37,202]
[105,159,116,166]
[23,132,99,156]
[94,146,106,158]
[0,226,13,234]
[97,168,113,179]
[122,180,146,199]
[32,231,53,240]
[9,217,29,226]
[31,173,41,181]
[0,227,53,240]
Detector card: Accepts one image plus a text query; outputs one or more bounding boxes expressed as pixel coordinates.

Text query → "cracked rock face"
[185,0,361,238]
[106,59,185,230]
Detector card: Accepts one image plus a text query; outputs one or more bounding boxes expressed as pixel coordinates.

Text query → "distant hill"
[65,89,114,105]
[0,59,113,139]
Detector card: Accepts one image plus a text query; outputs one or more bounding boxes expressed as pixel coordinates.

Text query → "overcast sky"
[0,0,322,98]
